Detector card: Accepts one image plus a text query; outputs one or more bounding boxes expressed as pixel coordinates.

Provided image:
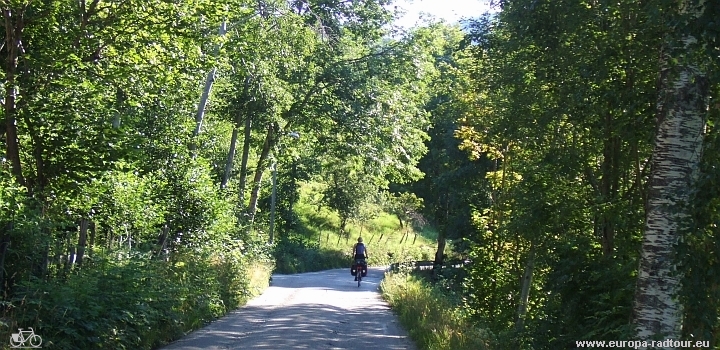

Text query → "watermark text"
[576,339,709,348]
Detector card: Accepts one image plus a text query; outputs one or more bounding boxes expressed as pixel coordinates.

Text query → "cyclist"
[352,237,368,281]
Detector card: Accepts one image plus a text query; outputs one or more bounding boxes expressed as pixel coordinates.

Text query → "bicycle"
[353,258,367,287]
[10,327,42,348]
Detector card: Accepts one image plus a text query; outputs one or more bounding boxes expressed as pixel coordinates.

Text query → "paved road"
[160,266,416,350]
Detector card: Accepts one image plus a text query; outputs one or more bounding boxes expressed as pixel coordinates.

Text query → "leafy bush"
[1,248,272,349]
[273,235,347,274]
[523,243,636,349]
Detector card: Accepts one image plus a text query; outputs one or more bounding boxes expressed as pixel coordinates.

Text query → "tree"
[385,192,423,230]
[321,159,377,237]
[455,0,667,345]
[633,0,712,340]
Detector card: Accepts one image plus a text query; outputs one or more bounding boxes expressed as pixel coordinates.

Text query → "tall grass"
[380,271,493,350]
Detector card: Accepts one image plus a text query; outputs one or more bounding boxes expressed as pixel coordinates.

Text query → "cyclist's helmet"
[357,237,363,243]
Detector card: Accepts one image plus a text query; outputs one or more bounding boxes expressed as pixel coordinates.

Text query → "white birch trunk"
[633,0,709,340]
[221,127,239,189]
[192,20,227,140]
[516,244,535,332]
[238,116,252,210]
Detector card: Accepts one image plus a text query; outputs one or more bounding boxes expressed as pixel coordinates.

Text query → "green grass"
[275,182,440,274]
[380,271,493,350]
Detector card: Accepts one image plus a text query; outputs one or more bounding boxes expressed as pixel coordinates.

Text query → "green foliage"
[383,191,424,228]
[447,0,670,345]
[273,182,437,274]
[274,236,348,274]
[525,241,636,348]
[381,271,492,350]
[95,167,166,244]
[320,161,379,234]
[10,0,712,346]
[0,0,449,348]
[2,249,272,349]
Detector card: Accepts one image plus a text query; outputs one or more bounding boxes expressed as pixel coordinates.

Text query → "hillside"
[274,182,440,274]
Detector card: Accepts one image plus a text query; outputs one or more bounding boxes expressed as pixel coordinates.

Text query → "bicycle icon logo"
[9,328,42,348]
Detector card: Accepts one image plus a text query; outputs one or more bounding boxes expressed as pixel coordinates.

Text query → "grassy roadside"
[380,270,492,350]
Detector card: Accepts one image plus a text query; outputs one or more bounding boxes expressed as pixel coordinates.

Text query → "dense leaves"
[2,0,718,347]
[0,0,443,347]
[394,0,720,349]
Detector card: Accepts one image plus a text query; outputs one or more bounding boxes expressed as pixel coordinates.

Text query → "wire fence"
[388,259,470,272]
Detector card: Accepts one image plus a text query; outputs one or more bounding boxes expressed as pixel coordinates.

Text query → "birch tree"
[632,0,711,340]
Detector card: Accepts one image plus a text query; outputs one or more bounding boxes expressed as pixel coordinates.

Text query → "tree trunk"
[54,234,62,276]
[88,221,96,258]
[39,244,49,279]
[433,230,446,273]
[247,124,275,222]
[64,230,74,274]
[516,245,536,332]
[269,161,277,244]
[633,6,709,339]
[221,77,250,190]
[339,216,348,237]
[0,225,10,296]
[105,227,112,250]
[600,113,620,257]
[76,219,88,266]
[222,125,240,189]
[238,115,253,210]
[30,132,47,193]
[191,21,227,149]
[113,88,125,128]
[3,7,26,186]
[193,69,217,140]
[156,224,169,260]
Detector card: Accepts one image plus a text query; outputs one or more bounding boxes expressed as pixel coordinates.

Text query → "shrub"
[1,248,272,349]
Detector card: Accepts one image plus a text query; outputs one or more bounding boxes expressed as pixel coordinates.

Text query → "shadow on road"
[269,266,384,292]
[160,266,414,350]
[163,303,408,350]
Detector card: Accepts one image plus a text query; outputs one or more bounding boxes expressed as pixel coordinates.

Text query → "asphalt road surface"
[160,266,417,350]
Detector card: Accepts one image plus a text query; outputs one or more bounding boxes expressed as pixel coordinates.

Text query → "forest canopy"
[1,0,719,348]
